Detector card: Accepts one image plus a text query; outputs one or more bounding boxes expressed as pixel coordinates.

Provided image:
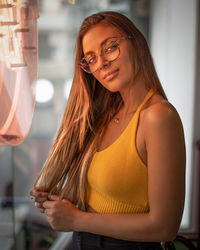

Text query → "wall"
[150,0,199,233]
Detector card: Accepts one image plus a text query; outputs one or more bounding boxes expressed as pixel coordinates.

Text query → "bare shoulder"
[141,98,185,150]
[142,99,183,131]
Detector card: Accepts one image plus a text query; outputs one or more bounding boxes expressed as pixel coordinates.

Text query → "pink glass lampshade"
[0,0,39,145]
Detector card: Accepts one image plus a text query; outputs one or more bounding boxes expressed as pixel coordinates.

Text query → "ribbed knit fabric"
[87,89,155,213]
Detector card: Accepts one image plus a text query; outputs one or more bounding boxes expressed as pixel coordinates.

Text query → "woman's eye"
[104,44,118,53]
[87,56,96,65]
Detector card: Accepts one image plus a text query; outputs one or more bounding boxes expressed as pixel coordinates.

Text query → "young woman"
[30,11,186,250]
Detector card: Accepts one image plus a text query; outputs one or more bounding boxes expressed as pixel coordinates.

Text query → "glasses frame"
[80,36,132,74]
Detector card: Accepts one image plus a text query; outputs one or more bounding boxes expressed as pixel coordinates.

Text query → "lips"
[103,69,119,81]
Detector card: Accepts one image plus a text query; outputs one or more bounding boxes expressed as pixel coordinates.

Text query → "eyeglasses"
[80,36,132,74]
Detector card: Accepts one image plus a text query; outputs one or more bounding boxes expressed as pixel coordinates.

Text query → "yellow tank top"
[87,89,155,213]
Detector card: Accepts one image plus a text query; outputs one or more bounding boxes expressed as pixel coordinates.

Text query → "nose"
[98,55,111,71]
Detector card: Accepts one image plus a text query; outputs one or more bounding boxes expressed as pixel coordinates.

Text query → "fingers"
[36,205,51,216]
[43,200,54,209]
[30,188,61,216]
[30,189,48,198]
[48,194,59,201]
[43,208,52,217]
[30,186,48,196]
[30,187,49,214]
[35,204,46,215]
[34,201,48,214]
[39,208,45,213]
[35,196,48,202]
[35,202,44,209]
[30,187,49,202]
[30,195,48,204]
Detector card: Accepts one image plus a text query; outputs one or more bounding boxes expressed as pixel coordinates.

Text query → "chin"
[103,85,121,93]
[108,88,121,93]
[105,83,129,93]
[101,80,124,93]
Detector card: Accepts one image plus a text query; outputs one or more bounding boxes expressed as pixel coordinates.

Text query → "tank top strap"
[135,89,155,114]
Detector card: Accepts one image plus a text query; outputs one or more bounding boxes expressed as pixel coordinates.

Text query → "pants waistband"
[73,231,163,249]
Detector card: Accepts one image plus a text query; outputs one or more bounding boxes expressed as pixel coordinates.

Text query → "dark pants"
[69,231,163,250]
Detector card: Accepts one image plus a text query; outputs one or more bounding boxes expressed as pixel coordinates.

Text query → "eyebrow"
[84,36,118,56]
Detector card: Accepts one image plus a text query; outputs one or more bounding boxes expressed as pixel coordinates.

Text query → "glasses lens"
[81,54,98,73]
[80,58,92,73]
[102,39,119,62]
[80,38,120,73]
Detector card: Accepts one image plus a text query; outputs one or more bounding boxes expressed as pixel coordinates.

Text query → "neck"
[118,80,148,120]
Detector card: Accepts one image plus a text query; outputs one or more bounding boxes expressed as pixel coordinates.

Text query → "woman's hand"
[42,194,81,232]
[29,186,49,213]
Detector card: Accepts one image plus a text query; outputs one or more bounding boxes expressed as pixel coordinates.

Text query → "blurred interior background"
[0,0,200,249]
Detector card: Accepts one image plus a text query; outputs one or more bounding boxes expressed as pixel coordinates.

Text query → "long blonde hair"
[34,11,167,211]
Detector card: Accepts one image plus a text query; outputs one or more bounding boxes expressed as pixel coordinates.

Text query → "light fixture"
[36,79,54,104]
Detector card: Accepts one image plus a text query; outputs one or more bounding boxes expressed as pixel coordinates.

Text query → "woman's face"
[82,24,135,93]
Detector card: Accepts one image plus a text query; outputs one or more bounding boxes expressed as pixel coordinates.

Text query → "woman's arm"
[42,102,186,242]
[75,102,186,242]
